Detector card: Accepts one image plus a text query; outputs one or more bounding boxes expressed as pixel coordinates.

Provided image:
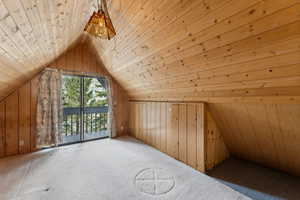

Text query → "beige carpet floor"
[0,136,251,200]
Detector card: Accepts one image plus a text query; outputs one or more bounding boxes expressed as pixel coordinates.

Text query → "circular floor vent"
[135,168,175,195]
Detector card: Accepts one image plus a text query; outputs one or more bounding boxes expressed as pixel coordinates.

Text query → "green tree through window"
[62,76,108,107]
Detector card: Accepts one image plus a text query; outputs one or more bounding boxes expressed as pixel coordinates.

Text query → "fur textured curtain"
[36,68,62,148]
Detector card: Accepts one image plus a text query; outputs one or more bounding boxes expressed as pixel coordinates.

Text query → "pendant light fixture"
[84,0,116,40]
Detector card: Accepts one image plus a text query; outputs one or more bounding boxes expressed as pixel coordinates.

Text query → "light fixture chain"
[97,0,102,11]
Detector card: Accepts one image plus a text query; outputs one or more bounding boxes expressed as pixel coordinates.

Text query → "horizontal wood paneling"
[129,101,229,172]
[0,42,129,158]
[209,103,300,176]
[91,1,300,104]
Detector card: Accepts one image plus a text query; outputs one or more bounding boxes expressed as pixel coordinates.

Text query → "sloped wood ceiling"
[92,0,300,103]
[0,0,299,175]
[89,0,300,175]
[0,0,96,100]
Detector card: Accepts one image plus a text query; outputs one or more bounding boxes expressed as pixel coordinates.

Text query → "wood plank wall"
[92,0,300,176]
[206,110,230,170]
[209,103,300,176]
[0,0,95,100]
[0,42,129,158]
[129,101,229,172]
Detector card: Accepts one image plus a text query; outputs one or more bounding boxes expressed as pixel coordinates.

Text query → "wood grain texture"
[168,104,179,159]
[0,0,96,100]
[0,41,129,158]
[0,101,5,157]
[5,91,19,156]
[19,82,31,154]
[205,108,230,170]
[90,1,300,104]
[196,104,206,172]
[129,101,229,172]
[178,104,187,163]
[209,103,300,176]
[187,104,197,168]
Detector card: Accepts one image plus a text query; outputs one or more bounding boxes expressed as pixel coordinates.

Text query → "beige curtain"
[36,68,62,148]
[105,76,116,138]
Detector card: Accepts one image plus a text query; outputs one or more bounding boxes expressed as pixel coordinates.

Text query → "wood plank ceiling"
[0,0,96,100]
[92,0,300,103]
[0,0,299,103]
[0,0,299,175]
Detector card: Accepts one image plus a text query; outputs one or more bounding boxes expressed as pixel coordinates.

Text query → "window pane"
[62,75,81,107]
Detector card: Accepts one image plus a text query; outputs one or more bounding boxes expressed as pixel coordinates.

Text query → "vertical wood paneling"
[134,103,140,139]
[0,0,93,100]
[167,104,179,159]
[138,103,143,140]
[0,43,130,158]
[187,104,197,168]
[19,82,31,154]
[5,91,19,156]
[149,102,155,146]
[129,101,230,173]
[138,103,143,141]
[129,102,134,137]
[0,101,5,157]
[154,102,161,149]
[142,103,147,142]
[30,75,39,152]
[196,104,206,172]
[178,104,187,163]
[160,102,167,153]
[147,103,150,145]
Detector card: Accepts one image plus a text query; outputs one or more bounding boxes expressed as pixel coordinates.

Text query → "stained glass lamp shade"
[84,0,116,40]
